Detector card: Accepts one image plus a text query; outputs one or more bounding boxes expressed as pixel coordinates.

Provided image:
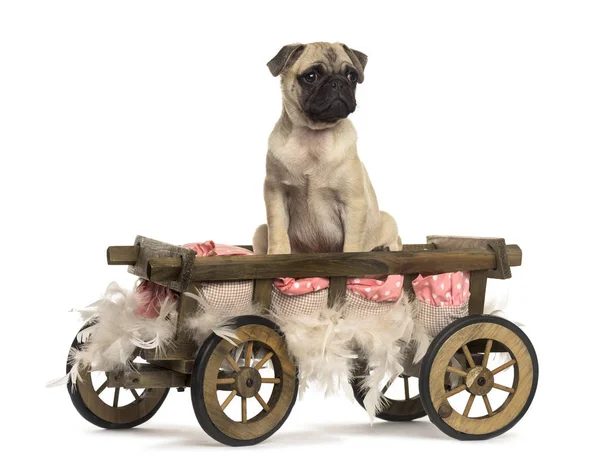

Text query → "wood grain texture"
[328,276,347,308]
[107,246,139,265]
[147,359,194,374]
[175,284,200,339]
[75,369,167,424]
[108,363,187,389]
[253,279,273,313]
[428,322,534,435]
[202,324,297,441]
[427,236,517,279]
[146,245,522,283]
[468,270,488,315]
[141,340,198,361]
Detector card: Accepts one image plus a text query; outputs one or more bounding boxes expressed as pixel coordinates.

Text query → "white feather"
[271,292,429,419]
[183,290,262,346]
[50,281,178,387]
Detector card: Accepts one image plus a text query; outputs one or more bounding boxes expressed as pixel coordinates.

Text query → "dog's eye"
[347,71,358,83]
[303,71,318,84]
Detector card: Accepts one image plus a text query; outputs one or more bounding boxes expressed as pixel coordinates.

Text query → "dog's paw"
[267,243,291,255]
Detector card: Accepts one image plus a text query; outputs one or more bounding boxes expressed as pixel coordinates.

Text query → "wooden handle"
[107,246,140,265]
[145,244,522,283]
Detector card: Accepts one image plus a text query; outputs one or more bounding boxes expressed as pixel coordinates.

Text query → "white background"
[1,0,598,472]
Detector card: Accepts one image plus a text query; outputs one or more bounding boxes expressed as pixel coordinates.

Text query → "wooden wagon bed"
[65,234,535,445]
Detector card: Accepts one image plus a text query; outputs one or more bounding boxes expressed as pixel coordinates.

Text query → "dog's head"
[268,42,367,129]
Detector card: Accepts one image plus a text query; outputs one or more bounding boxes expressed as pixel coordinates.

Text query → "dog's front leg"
[342,197,368,252]
[264,180,291,254]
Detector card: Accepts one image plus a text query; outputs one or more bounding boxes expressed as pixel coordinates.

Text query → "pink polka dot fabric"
[346,275,404,302]
[412,272,470,306]
[273,277,330,294]
[273,275,404,302]
[412,272,471,336]
[135,242,254,318]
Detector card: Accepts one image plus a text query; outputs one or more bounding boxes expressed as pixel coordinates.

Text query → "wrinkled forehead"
[292,43,353,75]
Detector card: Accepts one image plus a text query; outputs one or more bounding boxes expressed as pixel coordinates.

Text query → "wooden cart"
[66,235,538,445]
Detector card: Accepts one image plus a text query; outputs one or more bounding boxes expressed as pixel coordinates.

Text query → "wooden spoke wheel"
[67,325,169,429]
[419,315,538,440]
[351,360,426,421]
[191,316,298,446]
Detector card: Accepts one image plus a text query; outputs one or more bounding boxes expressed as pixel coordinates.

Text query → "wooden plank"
[328,276,347,308]
[175,284,200,339]
[468,270,488,315]
[402,244,436,251]
[147,245,522,283]
[107,363,188,388]
[141,340,198,361]
[147,359,195,374]
[427,236,517,279]
[253,279,273,313]
[106,245,139,265]
[402,273,418,298]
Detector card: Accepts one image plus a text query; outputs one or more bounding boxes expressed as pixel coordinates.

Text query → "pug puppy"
[253,42,401,255]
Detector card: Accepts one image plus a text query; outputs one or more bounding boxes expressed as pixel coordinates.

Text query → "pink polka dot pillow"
[135,241,255,318]
[347,275,404,302]
[273,277,329,294]
[270,275,405,319]
[412,272,471,336]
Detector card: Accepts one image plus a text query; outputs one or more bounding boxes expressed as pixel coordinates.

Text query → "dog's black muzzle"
[305,75,357,123]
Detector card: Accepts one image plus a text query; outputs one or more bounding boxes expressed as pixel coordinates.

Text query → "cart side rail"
[142,245,521,283]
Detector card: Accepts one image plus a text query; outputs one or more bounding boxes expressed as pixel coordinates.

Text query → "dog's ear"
[342,45,368,83]
[267,44,305,77]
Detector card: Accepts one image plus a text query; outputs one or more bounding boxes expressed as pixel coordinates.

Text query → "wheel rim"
[428,321,534,435]
[72,364,167,425]
[201,324,296,441]
[379,374,424,417]
[352,360,425,420]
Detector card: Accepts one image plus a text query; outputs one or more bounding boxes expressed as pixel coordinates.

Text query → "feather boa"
[271,293,430,418]
[51,277,512,414]
[182,290,265,345]
[48,282,177,388]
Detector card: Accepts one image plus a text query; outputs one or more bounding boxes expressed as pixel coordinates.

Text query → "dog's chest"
[273,129,350,188]
[272,130,349,252]
[275,130,338,171]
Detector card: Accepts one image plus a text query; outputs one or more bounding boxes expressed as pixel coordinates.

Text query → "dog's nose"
[330,80,343,90]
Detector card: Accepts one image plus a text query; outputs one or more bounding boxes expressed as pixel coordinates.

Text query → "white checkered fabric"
[269,287,402,319]
[343,290,399,318]
[270,287,329,318]
[195,280,254,314]
[415,299,469,336]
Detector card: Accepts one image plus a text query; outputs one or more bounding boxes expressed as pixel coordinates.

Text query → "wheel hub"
[234,367,262,398]
[465,366,494,396]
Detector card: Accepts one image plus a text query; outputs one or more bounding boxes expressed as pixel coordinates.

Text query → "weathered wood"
[428,321,535,435]
[107,245,139,265]
[107,363,188,388]
[147,245,522,283]
[141,340,198,361]
[427,236,517,279]
[201,322,297,441]
[253,279,273,313]
[176,284,200,339]
[402,273,418,297]
[328,276,347,308]
[402,244,436,252]
[148,359,195,374]
[468,270,488,315]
